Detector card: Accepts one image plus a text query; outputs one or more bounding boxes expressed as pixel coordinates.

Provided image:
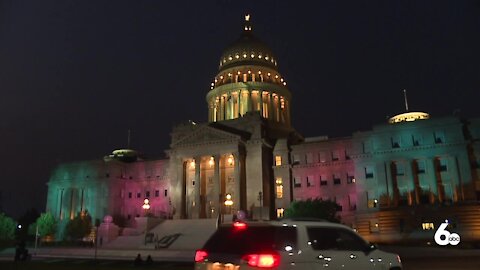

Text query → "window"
[412,134,423,146]
[155,190,160,197]
[331,150,340,161]
[434,131,445,144]
[438,158,448,172]
[319,152,327,163]
[275,155,282,166]
[128,192,132,199]
[136,192,141,198]
[275,178,283,198]
[164,189,168,197]
[306,176,315,187]
[203,226,297,254]
[395,162,405,176]
[276,208,284,218]
[320,175,328,186]
[365,166,374,178]
[145,191,150,198]
[306,227,369,251]
[293,177,301,188]
[391,136,401,148]
[422,222,435,230]
[292,154,300,164]
[347,174,355,184]
[306,153,314,164]
[345,150,351,160]
[333,174,341,185]
[416,160,426,174]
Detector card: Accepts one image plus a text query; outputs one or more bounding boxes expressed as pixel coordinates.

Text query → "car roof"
[222,219,352,230]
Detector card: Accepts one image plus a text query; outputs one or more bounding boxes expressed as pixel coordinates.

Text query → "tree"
[17,208,40,240]
[65,211,92,240]
[284,199,341,223]
[30,212,57,237]
[0,212,16,240]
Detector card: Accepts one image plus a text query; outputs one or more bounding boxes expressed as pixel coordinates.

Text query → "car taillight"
[233,221,248,230]
[195,250,208,262]
[242,253,280,268]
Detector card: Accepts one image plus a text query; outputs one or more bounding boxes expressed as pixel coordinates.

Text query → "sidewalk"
[0,247,194,262]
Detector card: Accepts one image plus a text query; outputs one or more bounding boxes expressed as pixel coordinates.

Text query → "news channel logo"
[434,220,461,246]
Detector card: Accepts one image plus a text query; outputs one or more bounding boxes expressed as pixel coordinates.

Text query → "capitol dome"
[218,17,278,72]
[207,15,291,126]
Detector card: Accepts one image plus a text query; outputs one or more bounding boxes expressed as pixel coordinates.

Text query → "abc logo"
[434,223,461,246]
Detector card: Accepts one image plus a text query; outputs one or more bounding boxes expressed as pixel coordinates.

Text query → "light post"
[224,193,233,222]
[142,198,151,245]
[258,191,263,220]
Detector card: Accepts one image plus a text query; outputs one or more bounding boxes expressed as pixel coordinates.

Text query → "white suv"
[195,219,402,269]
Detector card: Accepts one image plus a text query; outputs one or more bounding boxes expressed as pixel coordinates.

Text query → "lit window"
[276,178,283,198]
[277,208,284,218]
[275,155,282,166]
[422,222,435,230]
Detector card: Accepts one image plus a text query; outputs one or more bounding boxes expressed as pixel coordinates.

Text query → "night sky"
[1,0,479,218]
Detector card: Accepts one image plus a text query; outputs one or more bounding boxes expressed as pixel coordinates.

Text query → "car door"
[303,226,377,270]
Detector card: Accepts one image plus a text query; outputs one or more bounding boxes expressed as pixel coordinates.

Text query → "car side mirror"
[365,243,377,254]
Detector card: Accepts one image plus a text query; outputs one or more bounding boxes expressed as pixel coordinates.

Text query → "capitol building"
[46,16,480,243]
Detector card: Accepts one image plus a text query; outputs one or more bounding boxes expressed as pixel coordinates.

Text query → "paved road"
[402,256,480,270]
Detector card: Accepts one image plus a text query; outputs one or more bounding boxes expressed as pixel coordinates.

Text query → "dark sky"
[1,0,479,218]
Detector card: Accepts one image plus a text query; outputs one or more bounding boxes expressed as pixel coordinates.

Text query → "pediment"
[172,125,242,148]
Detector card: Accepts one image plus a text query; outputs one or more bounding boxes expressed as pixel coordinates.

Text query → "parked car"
[195,218,402,269]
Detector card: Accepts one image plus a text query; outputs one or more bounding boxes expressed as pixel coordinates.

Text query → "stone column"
[259,91,264,117]
[237,90,241,117]
[194,157,201,218]
[233,152,241,211]
[427,158,439,203]
[248,91,253,112]
[450,156,460,202]
[213,155,221,217]
[230,93,234,119]
[269,93,274,120]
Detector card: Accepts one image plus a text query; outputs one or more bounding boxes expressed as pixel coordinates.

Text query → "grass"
[0,259,193,270]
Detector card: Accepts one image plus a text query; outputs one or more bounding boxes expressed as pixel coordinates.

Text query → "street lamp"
[142,198,151,215]
[142,198,151,245]
[224,193,233,215]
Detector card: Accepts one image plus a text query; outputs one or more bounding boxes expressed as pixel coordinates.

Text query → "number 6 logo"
[434,223,460,246]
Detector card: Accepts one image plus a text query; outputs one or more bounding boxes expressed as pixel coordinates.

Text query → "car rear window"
[203,225,297,254]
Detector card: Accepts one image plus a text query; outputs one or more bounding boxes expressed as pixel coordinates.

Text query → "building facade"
[45,16,480,243]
